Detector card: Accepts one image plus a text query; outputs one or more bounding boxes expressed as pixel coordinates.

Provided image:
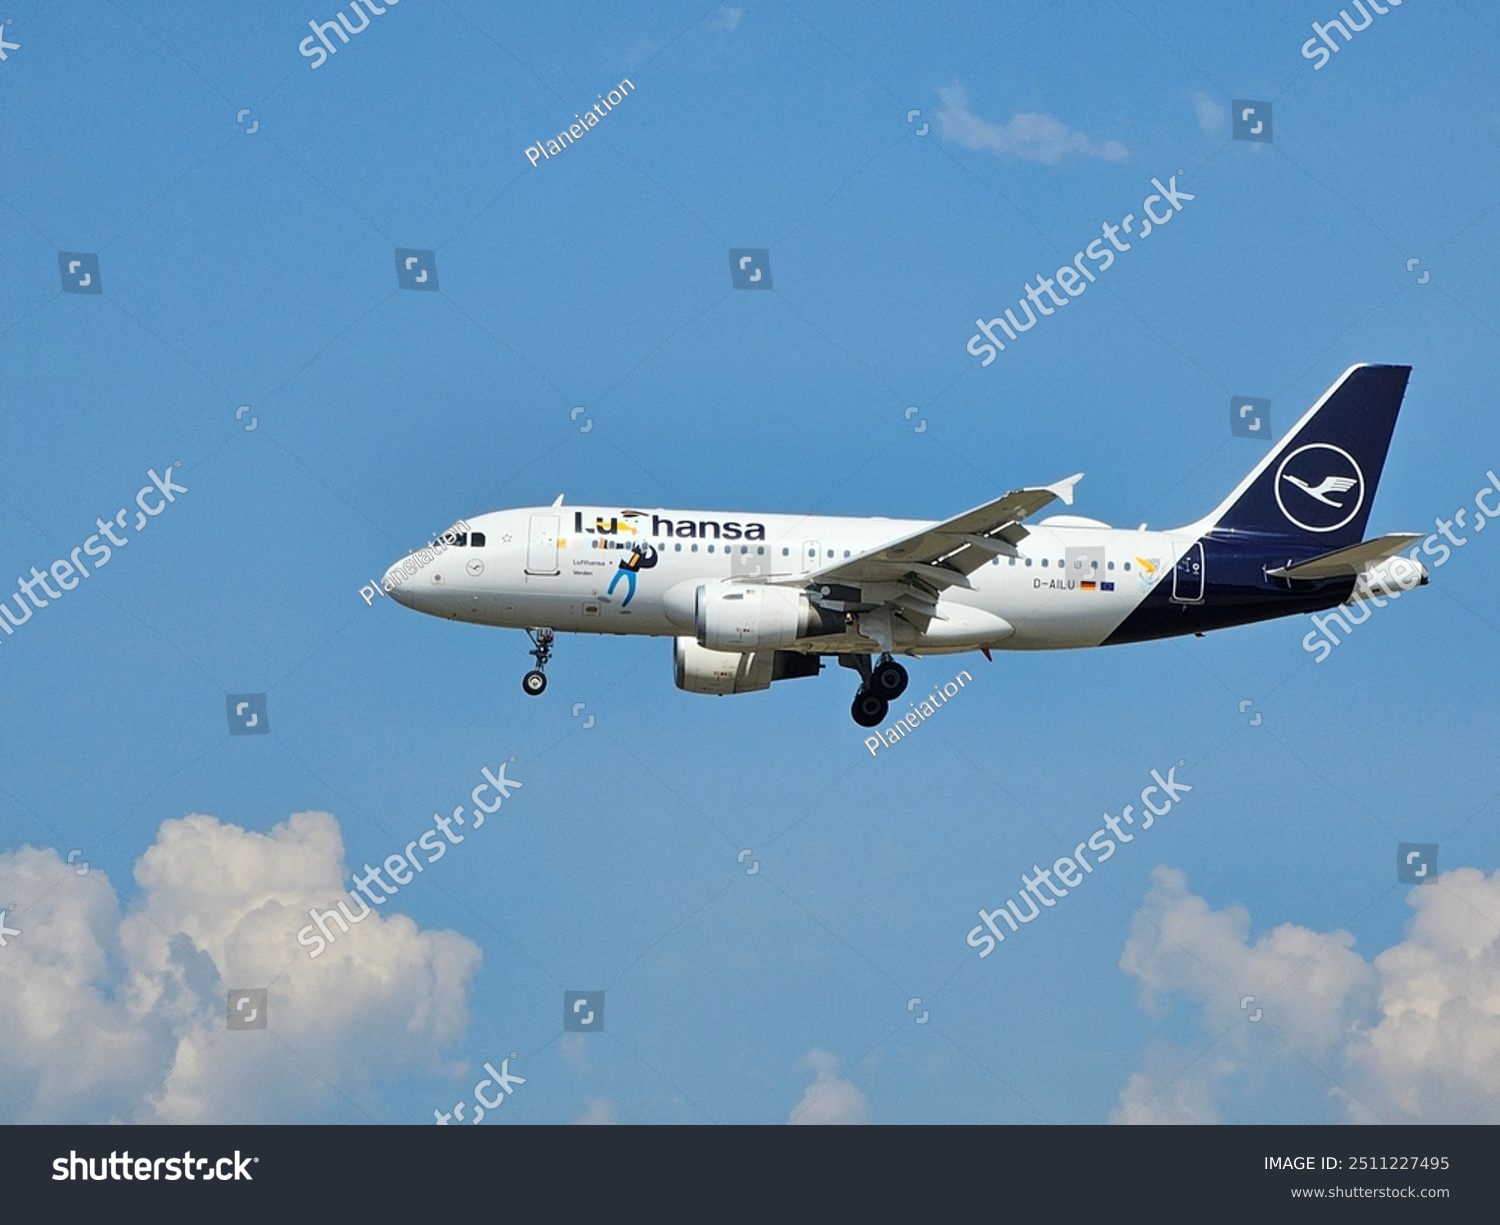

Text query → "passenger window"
[707,544,715,553]
[1107,561,1115,570]
[1041,559,1048,568]
[691,544,699,552]
[1124,561,1132,571]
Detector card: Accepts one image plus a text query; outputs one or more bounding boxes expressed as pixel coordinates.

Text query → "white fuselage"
[382,505,1204,653]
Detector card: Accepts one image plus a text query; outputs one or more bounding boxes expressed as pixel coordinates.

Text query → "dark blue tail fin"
[1201,364,1411,547]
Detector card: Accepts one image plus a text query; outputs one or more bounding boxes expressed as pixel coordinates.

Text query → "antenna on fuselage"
[552,494,565,506]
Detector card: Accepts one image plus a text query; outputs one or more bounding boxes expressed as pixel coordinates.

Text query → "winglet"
[1048,473,1084,507]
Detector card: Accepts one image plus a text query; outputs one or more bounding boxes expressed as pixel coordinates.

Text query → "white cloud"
[1113,1043,1229,1125]
[0,847,164,1123]
[1192,92,1225,137]
[0,812,481,1123]
[1342,867,1500,1122]
[711,6,743,32]
[1112,866,1500,1124]
[575,1096,619,1124]
[934,83,1128,165]
[788,1048,869,1124]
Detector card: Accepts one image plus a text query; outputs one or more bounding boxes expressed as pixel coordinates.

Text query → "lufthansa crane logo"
[1274,443,1364,533]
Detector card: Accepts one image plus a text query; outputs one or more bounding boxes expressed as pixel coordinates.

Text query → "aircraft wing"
[807,473,1084,588]
[1266,533,1422,581]
[785,474,1084,649]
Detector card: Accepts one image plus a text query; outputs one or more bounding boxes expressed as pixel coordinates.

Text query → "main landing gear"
[841,653,909,727]
[522,627,554,696]
[872,655,909,700]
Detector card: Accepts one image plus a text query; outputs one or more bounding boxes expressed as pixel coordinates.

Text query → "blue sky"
[2,0,1499,1124]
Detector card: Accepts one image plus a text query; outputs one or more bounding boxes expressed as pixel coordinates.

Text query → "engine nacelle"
[673,637,821,695]
[694,583,844,650]
[1347,555,1428,603]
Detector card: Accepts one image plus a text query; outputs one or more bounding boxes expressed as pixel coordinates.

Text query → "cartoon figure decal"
[605,541,658,607]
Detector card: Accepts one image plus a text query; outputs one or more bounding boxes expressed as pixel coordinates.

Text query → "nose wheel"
[522,627,554,696]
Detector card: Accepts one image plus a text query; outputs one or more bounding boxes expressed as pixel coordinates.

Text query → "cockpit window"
[430,531,485,549]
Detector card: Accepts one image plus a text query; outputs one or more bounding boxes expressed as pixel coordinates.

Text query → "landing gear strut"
[522,627,554,696]
[839,654,892,728]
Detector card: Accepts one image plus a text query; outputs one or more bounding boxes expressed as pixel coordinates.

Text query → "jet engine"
[693,584,844,651]
[673,637,821,695]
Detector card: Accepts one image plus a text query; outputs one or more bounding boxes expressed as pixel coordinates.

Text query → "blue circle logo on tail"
[1274,443,1364,533]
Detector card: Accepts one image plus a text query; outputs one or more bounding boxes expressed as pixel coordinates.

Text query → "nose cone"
[384,563,416,608]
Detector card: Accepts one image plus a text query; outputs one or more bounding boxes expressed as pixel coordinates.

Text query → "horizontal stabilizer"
[1267,533,1422,581]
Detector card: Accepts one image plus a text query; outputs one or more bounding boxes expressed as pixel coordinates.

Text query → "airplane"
[381,364,1427,726]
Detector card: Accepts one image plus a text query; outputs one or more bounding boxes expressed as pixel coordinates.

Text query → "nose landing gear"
[522,627,554,696]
